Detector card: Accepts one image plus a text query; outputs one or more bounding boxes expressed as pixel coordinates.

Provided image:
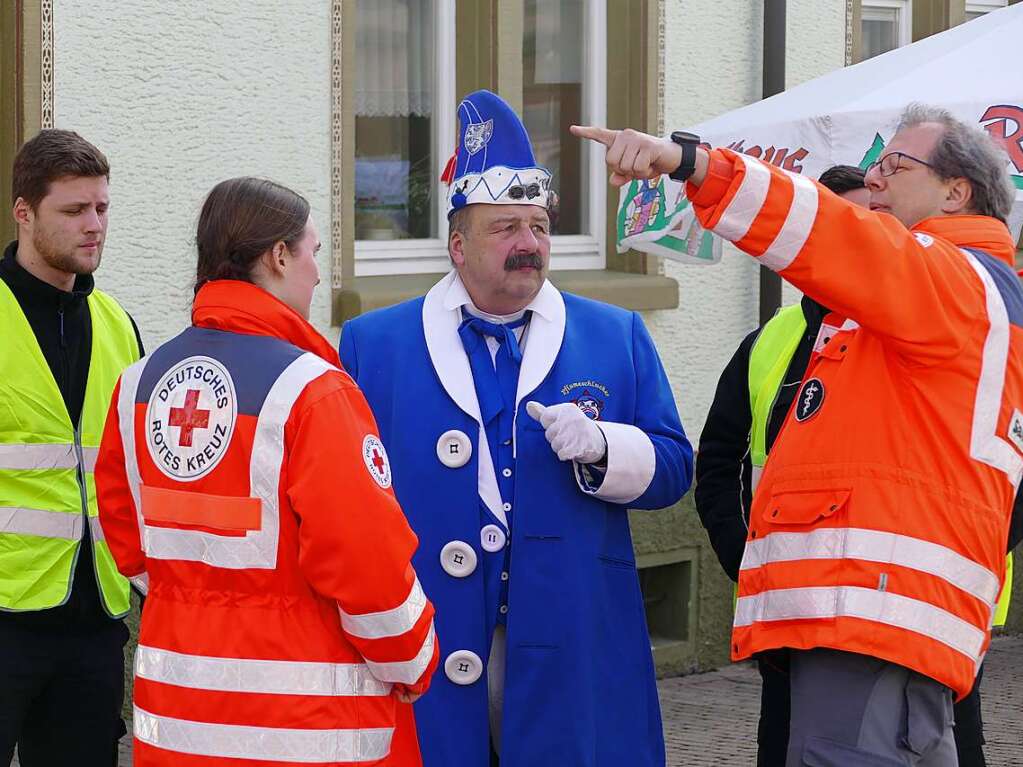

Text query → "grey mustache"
[504,253,543,270]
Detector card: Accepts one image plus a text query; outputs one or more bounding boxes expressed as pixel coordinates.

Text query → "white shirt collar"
[442,270,560,323]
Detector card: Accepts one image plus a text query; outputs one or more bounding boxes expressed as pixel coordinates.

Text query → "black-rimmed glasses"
[866,151,937,177]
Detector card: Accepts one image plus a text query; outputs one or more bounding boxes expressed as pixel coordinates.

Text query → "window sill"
[332,269,679,325]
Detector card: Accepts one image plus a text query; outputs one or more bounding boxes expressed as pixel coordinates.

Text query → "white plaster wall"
[53,0,333,348]
[647,0,847,443]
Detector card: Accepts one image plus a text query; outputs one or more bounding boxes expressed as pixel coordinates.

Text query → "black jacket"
[1,241,144,630]
[694,295,1023,583]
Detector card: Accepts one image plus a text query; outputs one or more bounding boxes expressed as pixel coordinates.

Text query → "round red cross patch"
[146,356,237,481]
[362,435,392,489]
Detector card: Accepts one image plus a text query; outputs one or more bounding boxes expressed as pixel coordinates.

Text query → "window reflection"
[523,0,586,235]
[355,0,436,240]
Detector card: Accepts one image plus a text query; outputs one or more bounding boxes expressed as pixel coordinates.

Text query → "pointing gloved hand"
[526,401,607,464]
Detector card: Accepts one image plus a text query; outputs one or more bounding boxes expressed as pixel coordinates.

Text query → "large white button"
[480,524,506,553]
[440,540,477,578]
[437,430,472,468]
[502,468,512,478]
[444,649,483,685]
[502,502,511,512]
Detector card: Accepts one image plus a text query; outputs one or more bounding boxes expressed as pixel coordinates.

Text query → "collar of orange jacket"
[914,215,1017,267]
[192,280,342,368]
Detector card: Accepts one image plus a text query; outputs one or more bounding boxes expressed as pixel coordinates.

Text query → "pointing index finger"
[570,124,618,147]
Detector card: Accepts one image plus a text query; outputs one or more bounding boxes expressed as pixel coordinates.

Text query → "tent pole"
[760,0,786,325]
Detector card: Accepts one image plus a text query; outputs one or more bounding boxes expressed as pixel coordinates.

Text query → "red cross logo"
[169,389,210,447]
[371,447,386,476]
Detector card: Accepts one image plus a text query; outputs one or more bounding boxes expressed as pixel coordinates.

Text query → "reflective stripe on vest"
[120,351,333,569]
[134,706,394,763]
[747,304,806,490]
[735,586,986,662]
[0,282,138,614]
[135,644,393,696]
[0,443,98,471]
[740,527,1001,607]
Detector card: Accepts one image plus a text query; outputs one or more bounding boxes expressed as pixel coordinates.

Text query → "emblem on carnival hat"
[362,434,392,489]
[464,119,494,155]
[146,356,237,481]
[444,89,553,217]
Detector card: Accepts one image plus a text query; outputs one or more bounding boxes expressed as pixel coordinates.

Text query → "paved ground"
[12,634,1023,766]
[660,633,1023,766]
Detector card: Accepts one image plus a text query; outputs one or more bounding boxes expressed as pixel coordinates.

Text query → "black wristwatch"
[669,131,701,182]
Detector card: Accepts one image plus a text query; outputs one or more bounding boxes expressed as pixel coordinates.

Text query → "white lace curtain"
[355,0,434,118]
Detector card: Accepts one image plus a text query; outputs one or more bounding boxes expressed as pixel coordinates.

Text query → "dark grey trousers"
[786,648,958,766]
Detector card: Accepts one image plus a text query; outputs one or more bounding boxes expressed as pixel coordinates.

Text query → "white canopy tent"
[617,4,1023,262]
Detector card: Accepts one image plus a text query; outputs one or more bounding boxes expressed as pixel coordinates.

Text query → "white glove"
[526,401,607,464]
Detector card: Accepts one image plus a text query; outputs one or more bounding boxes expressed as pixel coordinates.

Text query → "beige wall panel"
[52,0,334,346]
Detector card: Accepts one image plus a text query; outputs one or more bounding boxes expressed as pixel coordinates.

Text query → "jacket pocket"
[763,488,850,527]
[801,736,904,767]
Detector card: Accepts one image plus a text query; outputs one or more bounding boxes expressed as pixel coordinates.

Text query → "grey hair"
[896,103,1015,223]
[448,206,474,237]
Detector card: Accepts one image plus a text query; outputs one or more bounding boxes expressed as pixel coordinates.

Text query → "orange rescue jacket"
[689,149,1023,699]
[96,281,438,766]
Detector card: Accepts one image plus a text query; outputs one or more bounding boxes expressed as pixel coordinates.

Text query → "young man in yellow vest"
[0,130,143,766]
[694,165,1020,767]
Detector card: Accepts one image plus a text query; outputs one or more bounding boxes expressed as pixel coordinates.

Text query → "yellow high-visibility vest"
[0,279,139,615]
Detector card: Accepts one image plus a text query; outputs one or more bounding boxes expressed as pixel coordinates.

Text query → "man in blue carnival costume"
[340,89,693,767]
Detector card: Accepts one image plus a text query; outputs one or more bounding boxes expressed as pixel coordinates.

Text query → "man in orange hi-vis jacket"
[575,104,1023,767]
[95,177,438,766]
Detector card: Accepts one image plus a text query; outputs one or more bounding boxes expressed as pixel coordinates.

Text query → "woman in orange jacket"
[95,177,438,766]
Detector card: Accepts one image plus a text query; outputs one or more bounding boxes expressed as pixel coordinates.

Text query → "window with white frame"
[966,0,1008,22]
[861,0,912,61]
[353,0,606,277]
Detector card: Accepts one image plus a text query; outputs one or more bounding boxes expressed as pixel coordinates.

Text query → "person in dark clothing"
[0,130,144,767]
[694,164,1019,767]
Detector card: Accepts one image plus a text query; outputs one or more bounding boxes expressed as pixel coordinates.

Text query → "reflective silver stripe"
[135,644,392,697]
[759,172,819,273]
[133,706,393,764]
[735,586,986,661]
[713,154,772,242]
[89,515,106,543]
[751,464,764,492]
[0,506,82,539]
[364,621,437,685]
[145,354,334,569]
[0,443,76,470]
[81,446,99,473]
[340,577,427,639]
[740,527,1001,606]
[117,359,148,550]
[961,249,1023,486]
[129,574,149,596]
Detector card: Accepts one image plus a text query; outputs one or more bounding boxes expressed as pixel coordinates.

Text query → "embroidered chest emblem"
[794,377,825,423]
[464,119,494,155]
[561,380,610,421]
[573,392,603,420]
[146,356,237,481]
